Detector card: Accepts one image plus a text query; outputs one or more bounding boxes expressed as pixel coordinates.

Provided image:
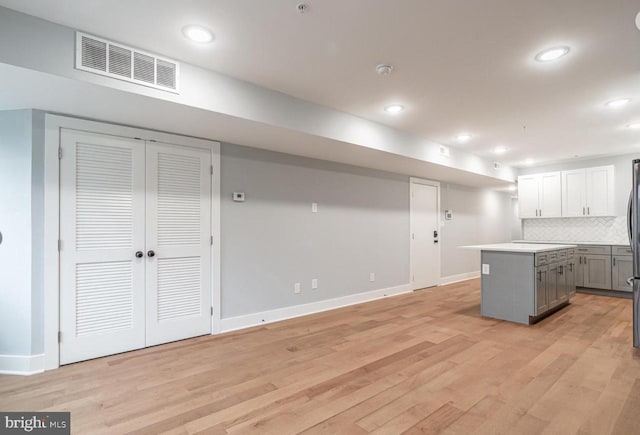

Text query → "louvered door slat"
[60,129,146,365]
[145,143,211,346]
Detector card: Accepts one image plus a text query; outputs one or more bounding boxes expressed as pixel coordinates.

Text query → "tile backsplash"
[522,216,629,245]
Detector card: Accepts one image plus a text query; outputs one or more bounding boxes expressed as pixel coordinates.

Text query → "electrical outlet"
[312,278,318,289]
[369,273,375,282]
[294,283,301,294]
[312,202,318,213]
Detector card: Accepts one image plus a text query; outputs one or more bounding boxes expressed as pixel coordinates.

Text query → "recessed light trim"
[384,104,404,114]
[457,133,472,142]
[534,46,570,62]
[628,123,640,129]
[182,25,214,43]
[493,146,509,155]
[606,98,631,108]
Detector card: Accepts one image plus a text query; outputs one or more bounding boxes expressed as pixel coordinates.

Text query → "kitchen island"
[462,243,577,325]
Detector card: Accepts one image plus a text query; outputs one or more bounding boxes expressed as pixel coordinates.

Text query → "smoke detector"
[297,3,309,13]
[376,64,393,75]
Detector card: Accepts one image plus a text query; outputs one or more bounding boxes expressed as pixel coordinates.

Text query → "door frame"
[43,114,221,370]
[409,177,441,290]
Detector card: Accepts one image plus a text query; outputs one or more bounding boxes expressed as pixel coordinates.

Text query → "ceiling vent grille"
[75,32,179,93]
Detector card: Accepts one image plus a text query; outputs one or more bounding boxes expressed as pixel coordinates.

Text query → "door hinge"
[58,331,62,343]
[58,148,62,159]
[58,240,62,251]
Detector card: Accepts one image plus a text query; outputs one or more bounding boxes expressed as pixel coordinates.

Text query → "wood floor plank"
[1,278,640,434]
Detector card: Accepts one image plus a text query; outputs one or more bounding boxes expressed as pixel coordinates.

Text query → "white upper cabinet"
[561,165,615,217]
[517,172,561,218]
[517,175,540,218]
[561,169,587,217]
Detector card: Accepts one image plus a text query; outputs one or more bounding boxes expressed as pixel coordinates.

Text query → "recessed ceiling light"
[384,104,404,114]
[524,158,535,165]
[628,123,640,129]
[493,146,509,154]
[534,46,570,62]
[182,25,214,43]
[606,98,631,108]
[457,133,472,142]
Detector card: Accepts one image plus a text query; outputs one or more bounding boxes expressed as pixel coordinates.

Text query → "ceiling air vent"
[75,32,179,93]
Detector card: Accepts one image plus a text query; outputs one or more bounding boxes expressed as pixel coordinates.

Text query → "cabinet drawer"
[535,253,549,266]
[558,250,567,259]
[574,245,612,255]
[565,248,575,258]
[613,246,632,256]
[547,252,559,262]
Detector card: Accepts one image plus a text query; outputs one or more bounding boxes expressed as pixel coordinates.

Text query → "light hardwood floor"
[2,278,640,434]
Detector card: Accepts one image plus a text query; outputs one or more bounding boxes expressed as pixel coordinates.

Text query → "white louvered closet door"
[59,129,146,364]
[145,142,212,346]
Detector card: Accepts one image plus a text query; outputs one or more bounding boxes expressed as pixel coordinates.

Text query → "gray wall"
[440,184,514,277]
[220,144,410,318]
[518,153,639,217]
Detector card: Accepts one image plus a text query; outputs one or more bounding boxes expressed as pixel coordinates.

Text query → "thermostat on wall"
[445,210,453,220]
[233,192,245,202]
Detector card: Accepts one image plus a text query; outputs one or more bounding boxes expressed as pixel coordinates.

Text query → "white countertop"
[462,243,577,253]
[512,240,629,247]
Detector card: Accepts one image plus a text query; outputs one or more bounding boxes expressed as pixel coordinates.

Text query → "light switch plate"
[233,192,245,202]
[369,273,375,282]
[482,264,490,275]
[294,283,301,294]
[312,278,318,289]
[312,202,318,213]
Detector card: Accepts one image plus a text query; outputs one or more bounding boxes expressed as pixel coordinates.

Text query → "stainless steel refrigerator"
[629,159,640,348]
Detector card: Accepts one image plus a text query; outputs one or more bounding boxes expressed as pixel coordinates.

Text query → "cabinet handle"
[613,257,616,267]
[539,209,542,217]
[587,207,590,215]
[538,270,541,281]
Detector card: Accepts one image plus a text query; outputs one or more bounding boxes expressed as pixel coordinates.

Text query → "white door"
[411,182,440,290]
[59,130,146,364]
[562,169,586,217]
[145,142,212,346]
[586,166,614,217]
[517,175,540,218]
[539,172,562,218]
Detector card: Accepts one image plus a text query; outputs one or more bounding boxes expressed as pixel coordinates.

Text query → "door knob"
[147,250,156,258]
[135,251,143,258]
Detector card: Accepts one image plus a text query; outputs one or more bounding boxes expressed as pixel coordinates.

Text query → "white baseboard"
[220,284,412,333]
[439,271,480,286]
[0,354,45,376]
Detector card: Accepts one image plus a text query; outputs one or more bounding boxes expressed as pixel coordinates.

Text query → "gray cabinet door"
[557,260,568,302]
[583,254,612,290]
[547,264,560,308]
[575,256,585,287]
[612,256,633,292]
[535,265,548,315]
[566,258,577,297]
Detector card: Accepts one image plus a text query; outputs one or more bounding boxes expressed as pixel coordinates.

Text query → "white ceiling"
[2,0,640,167]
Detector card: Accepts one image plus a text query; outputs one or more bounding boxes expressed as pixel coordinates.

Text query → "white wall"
[440,184,514,277]
[0,110,34,355]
